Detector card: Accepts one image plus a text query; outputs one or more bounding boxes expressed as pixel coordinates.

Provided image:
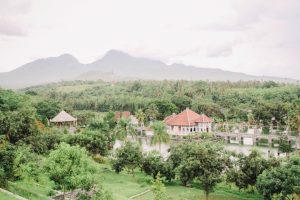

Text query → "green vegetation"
[24,80,300,126]
[112,142,143,177]
[150,121,170,151]
[0,191,19,200]
[257,156,300,200]
[0,80,300,200]
[226,150,279,191]
[44,143,96,199]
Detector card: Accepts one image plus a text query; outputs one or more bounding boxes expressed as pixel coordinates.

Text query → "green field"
[7,180,53,200]
[5,163,262,200]
[0,190,20,200]
[95,164,262,200]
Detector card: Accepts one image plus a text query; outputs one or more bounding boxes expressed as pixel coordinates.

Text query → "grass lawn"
[0,191,19,200]
[95,164,262,200]
[7,180,54,200]
[5,162,263,200]
[94,164,152,200]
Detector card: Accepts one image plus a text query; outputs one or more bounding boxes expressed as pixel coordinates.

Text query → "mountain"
[0,54,88,88]
[0,50,297,89]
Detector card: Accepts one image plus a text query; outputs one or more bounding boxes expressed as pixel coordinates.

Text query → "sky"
[0,0,300,79]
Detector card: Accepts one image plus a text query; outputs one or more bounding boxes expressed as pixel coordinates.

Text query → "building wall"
[167,122,212,135]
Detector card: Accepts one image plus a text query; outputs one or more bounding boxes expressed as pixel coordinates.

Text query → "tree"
[35,100,61,124]
[135,109,146,134]
[145,104,159,122]
[141,151,165,179]
[44,143,96,199]
[130,81,143,92]
[278,135,294,158]
[168,141,228,200]
[103,111,117,130]
[180,142,227,200]
[151,121,170,151]
[150,100,178,120]
[0,89,23,111]
[0,144,15,187]
[114,118,137,140]
[247,111,255,125]
[89,119,110,132]
[67,130,115,156]
[171,95,192,111]
[256,156,300,200]
[13,145,41,181]
[26,129,65,154]
[226,150,275,191]
[112,142,143,177]
[262,81,278,88]
[0,108,38,144]
[151,173,169,200]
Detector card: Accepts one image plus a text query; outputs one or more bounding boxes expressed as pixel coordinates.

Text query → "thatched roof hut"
[50,110,77,126]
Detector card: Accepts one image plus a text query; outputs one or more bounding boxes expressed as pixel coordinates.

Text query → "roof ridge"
[186,109,191,126]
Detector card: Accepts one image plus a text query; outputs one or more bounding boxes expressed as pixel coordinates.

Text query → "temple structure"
[164,108,213,135]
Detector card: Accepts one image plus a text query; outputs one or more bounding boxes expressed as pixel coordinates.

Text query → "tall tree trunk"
[205,191,209,200]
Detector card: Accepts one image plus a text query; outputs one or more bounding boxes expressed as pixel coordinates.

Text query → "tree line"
[24,80,300,130]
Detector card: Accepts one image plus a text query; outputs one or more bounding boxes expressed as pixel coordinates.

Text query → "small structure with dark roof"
[164,108,213,135]
[50,110,77,127]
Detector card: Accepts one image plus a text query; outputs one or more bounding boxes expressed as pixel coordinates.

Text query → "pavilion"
[164,108,213,135]
[50,110,77,127]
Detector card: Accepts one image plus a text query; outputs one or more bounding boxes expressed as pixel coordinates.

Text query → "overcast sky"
[0,0,299,79]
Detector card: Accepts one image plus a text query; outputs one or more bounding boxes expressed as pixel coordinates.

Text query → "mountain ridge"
[0,50,298,89]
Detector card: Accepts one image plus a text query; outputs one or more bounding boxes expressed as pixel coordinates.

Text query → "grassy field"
[96,164,262,200]
[0,190,20,200]
[5,163,263,200]
[7,180,53,200]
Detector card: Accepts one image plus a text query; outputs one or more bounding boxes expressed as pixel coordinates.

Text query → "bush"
[26,131,65,154]
[67,130,115,156]
[111,142,143,176]
[262,127,270,135]
[93,154,106,164]
[141,151,165,179]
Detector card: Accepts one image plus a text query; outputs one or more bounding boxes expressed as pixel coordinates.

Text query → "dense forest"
[24,80,300,130]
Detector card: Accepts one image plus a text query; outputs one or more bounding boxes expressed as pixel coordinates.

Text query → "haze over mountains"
[0,50,297,89]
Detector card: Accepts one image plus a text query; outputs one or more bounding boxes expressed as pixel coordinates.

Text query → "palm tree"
[151,121,170,151]
[145,104,159,123]
[135,109,145,135]
[114,118,137,141]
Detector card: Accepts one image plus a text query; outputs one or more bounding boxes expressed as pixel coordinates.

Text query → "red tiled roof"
[195,114,213,123]
[163,114,176,123]
[115,111,131,120]
[164,108,213,126]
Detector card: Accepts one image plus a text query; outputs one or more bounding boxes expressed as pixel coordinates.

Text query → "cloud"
[193,0,268,32]
[206,39,242,58]
[206,45,233,57]
[0,0,299,79]
[0,0,32,36]
[0,18,27,36]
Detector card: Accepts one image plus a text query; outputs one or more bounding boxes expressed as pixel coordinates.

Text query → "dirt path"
[129,189,151,199]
